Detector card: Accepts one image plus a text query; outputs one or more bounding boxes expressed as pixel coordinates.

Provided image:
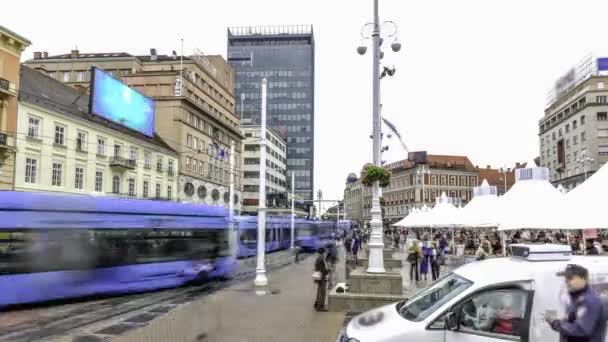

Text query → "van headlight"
[348,339,360,342]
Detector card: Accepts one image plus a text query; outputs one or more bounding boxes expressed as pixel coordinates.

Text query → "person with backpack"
[313,248,329,312]
[545,264,607,342]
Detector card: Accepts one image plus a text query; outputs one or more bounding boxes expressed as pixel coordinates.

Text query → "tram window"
[0,229,230,275]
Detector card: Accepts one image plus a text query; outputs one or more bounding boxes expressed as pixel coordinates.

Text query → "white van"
[339,244,608,342]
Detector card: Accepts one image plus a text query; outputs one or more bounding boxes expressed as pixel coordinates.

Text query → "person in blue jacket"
[545,264,607,342]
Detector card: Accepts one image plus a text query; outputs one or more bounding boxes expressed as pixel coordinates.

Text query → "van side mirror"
[444,311,459,331]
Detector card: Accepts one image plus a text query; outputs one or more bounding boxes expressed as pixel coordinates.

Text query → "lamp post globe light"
[576,153,594,181]
[417,166,430,207]
[357,0,401,274]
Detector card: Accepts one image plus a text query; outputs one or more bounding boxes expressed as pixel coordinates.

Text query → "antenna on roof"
[71,88,88,105]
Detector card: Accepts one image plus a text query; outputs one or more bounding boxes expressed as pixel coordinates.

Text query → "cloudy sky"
[3,0,608,202]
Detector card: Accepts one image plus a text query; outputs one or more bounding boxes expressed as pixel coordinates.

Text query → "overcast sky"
[3,0,608,203]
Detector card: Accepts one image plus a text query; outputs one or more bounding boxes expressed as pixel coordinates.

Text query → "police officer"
[545,264,607,342]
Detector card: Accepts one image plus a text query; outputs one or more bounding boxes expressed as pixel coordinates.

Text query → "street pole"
[367,0,386,274]
[229,140,236,257]
[254,78,268,293]
[290,172,295,249]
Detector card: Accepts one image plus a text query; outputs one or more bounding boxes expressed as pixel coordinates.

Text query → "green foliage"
[360,165,391,188]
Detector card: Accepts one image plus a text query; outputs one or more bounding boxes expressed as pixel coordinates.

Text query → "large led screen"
[89,67,155,137]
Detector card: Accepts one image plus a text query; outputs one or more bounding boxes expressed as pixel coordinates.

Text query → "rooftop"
[18,65,176,154]
[228,25,313,37]
[0,25,31,45]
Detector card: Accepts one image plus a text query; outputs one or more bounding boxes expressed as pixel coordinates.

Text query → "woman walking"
[420,241,430,282]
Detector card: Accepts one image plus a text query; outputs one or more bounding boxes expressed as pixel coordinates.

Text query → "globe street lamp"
[357,0,401,274]
[576,151,594,181]
[417,166,431,207]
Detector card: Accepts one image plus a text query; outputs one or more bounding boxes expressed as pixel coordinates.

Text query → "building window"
[558,128,562,137]
[581,132,586,142]
[573,120,578,129]
[186,157,191,171]
[128,178,136,196]
[54,124,65,145]
[199,161,204,174]
[28,117,40,138]
[192,160,197,174]
[155,183,161,198]
[581,115,585,125]
[565,124,570,133]
[129,147,138,163]
[597,112,608,121]
[168,159,174,175]
[167,185,173,199]
[143,180,149,198]
[573,136,578,145]
[76,131,87,152]
[51,162,63,186]
[76,71,85,82]
[25,158,37,183]
[449,176,456,186]
[97,137,106,156]
[112,175,120,194]
[62,72,70,82]
[566,139,570,148]
[157,157,163,172]
[114,144,122,157]
[144,151,151,169]
[74,167,84,190]
[440,175,446,186]
[95,171,103,192]
[187,134,193,148]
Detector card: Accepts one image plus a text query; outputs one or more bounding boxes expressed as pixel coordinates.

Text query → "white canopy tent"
[393,194,458,229]
[561,161,608,229]
[496,161,566,231]
[459,179,501,229]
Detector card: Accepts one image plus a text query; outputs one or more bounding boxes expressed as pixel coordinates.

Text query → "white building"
[16,65,179,199]
[241,125,287,214]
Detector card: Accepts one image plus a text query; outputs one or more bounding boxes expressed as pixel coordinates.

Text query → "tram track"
[0,251,305,342]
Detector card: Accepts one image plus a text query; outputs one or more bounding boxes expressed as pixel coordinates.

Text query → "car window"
[458,289,528,339]
[398,273,472,321]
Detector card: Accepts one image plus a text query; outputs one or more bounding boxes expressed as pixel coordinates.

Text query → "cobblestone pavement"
[110,249,348,342]
[0,249,301,342]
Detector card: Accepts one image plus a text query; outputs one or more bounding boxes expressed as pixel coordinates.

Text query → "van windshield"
[397,273,472,322]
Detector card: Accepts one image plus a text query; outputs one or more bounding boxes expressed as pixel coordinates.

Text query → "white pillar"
[290,172,295,249]
[367,0,386,274]
[229,140,236,257]
[254,78,268,292]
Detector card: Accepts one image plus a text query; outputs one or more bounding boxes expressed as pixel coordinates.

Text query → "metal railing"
[109,156,136,169]
[0,78,9,92]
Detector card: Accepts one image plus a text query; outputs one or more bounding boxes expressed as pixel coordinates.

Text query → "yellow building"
[16,66,178,199]
[24,49,243,209]
[0,25,30,190]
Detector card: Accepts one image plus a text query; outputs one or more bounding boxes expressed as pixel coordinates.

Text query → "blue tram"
[235,216,336,257]
[0,192,236,307]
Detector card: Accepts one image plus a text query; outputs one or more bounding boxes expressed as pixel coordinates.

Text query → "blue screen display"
[90,68,155,136]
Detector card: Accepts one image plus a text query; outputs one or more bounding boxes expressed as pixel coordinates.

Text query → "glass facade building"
[227,26,315,201]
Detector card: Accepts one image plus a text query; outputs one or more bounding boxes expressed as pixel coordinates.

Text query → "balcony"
[109,156,136,170]
[0,77,16,97]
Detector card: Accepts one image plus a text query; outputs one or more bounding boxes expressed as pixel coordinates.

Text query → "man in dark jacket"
[546,264,606,342]
[314,247,329,312]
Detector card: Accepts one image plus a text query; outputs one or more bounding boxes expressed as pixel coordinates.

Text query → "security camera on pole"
[254,78,269,294]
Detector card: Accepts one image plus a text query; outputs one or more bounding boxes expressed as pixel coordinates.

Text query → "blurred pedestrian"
[313,247,329,312]
[420,240,430,281]
[407,239,420,282]
[327,242,338,288]
[351,235,360,266]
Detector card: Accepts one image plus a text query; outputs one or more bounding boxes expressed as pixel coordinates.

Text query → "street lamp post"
[357,0,401,274]
[417,166,430,207]
[229,140,236,257]
[576,152,594,181]
[290,172,295,249]
[499,166,508,195]
[254,78,268,293]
